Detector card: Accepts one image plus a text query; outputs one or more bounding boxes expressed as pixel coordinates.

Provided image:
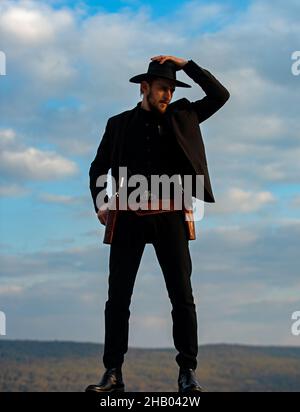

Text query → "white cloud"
[0,1,74,44]
[38,192,81,204]
[0,183,30,197]
[238,115,285,140]
[0,128,78,182]
[210,225,259,245]
[0,146,78,180]
[0,285,23,296]
[174,1,228,30]
[212,188,276,214]
[0,6,54,43]
[0,128,16,145]
[30,49,77,84]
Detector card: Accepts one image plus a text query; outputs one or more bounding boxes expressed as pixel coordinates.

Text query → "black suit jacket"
[89,60,230,213]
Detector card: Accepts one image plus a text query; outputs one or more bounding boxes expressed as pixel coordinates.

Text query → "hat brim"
[129,73,191,88]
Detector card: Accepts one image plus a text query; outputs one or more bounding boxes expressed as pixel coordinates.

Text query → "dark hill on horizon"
[0,340,299,392]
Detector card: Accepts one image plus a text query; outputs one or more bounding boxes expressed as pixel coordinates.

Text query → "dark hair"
[140,76,157,96]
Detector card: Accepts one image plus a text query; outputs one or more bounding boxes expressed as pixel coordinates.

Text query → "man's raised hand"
[150,55,188,69]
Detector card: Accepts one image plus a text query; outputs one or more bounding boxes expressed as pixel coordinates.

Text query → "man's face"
[143,78,176,114]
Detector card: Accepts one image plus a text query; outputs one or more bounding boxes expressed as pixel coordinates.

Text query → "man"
[86,55,230,392]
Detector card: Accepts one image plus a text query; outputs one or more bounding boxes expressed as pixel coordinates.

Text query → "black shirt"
[123,103,193,200]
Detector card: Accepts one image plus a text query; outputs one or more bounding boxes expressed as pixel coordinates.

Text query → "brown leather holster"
[103,197,196,245]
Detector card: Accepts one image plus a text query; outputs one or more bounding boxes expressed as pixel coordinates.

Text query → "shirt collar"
[136,101,167,122]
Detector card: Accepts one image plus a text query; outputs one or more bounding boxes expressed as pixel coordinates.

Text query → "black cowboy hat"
[129,59,191,88]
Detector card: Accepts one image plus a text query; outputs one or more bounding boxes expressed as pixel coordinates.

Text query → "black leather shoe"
[178,368,204,392]
[85,367,125,392]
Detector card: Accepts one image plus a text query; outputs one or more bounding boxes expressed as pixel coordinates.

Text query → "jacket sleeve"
[89,118,112,213]
[182,60,230,123]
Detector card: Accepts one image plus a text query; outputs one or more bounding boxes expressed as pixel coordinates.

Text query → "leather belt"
[103,196,196,244]
[123,199,181,216]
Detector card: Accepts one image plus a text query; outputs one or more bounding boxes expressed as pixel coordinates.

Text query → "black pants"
[103,210,198,370]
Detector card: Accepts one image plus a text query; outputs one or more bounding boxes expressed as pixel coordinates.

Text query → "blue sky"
[50,0,252,19]
[0,0,299,347]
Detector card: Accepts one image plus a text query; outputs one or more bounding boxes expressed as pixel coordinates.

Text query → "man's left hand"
[150,55,188,69]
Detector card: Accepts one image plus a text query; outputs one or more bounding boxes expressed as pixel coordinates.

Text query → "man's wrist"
[181,59,189,67]
[178,59,189,69]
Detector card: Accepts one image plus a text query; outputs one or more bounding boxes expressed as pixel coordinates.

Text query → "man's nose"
[165,89,172,100]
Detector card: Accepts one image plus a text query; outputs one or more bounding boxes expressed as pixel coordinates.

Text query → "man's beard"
[146,91,167,115]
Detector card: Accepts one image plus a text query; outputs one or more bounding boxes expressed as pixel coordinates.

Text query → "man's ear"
[141,80,149,95]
